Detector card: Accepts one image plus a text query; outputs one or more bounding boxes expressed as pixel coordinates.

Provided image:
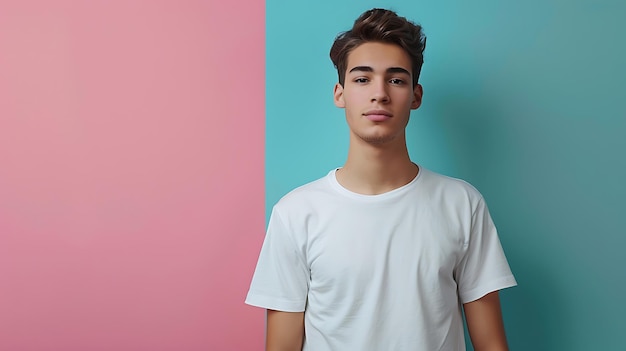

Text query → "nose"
[371,79,390,103]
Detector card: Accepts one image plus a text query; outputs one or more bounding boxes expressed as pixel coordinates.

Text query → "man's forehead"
[345,42,412,73]
[348,65,411,76]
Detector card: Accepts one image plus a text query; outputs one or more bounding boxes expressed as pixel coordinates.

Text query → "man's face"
[334,42,422,146]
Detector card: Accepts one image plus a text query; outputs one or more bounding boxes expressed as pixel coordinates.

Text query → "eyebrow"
[348,66,411,76]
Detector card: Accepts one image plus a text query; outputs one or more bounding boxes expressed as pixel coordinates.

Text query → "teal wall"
[266,1,626,349]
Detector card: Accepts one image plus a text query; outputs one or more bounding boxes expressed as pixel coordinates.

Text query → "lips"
[363,109,392,122]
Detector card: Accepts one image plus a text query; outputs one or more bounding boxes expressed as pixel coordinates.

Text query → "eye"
[354,77,369,83]
[389,78,406,85]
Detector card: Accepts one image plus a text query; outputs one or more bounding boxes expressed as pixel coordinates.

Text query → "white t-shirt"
[246,167,517,350]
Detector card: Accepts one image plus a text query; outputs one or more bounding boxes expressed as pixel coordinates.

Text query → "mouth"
[363,109,392,122]
[364,109,392,117]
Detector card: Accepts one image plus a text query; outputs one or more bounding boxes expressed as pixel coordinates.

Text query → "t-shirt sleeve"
[455,196,517,304]
[245,206,310,312]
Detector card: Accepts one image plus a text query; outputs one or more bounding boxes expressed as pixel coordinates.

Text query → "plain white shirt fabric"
[246,167,517,350]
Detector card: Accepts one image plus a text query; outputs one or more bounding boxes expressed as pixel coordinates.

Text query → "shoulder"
[419,167,482,197]
[272,170,337,216]
[417,167,485,211]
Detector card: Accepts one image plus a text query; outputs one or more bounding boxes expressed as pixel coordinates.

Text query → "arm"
[266,309,305,351]
[463,291,509,351]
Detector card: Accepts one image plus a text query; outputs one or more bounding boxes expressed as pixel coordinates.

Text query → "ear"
[333,83,345,108]
[411,84,423,110]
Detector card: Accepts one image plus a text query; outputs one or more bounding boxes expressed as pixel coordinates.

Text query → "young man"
[246,8,517,351]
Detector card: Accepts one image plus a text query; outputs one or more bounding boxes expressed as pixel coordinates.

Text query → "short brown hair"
[330,8,426,87]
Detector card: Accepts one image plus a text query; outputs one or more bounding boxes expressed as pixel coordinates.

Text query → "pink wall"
[0,1,265,349]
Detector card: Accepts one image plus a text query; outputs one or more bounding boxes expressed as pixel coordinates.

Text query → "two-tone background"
[1,1,624,350]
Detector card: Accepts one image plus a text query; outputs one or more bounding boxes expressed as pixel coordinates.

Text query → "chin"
[359,134,396,145]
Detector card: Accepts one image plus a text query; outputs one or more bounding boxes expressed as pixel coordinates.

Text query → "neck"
[336,132,418,195]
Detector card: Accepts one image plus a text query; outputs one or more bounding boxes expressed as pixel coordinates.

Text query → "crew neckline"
[327,165,424,201]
